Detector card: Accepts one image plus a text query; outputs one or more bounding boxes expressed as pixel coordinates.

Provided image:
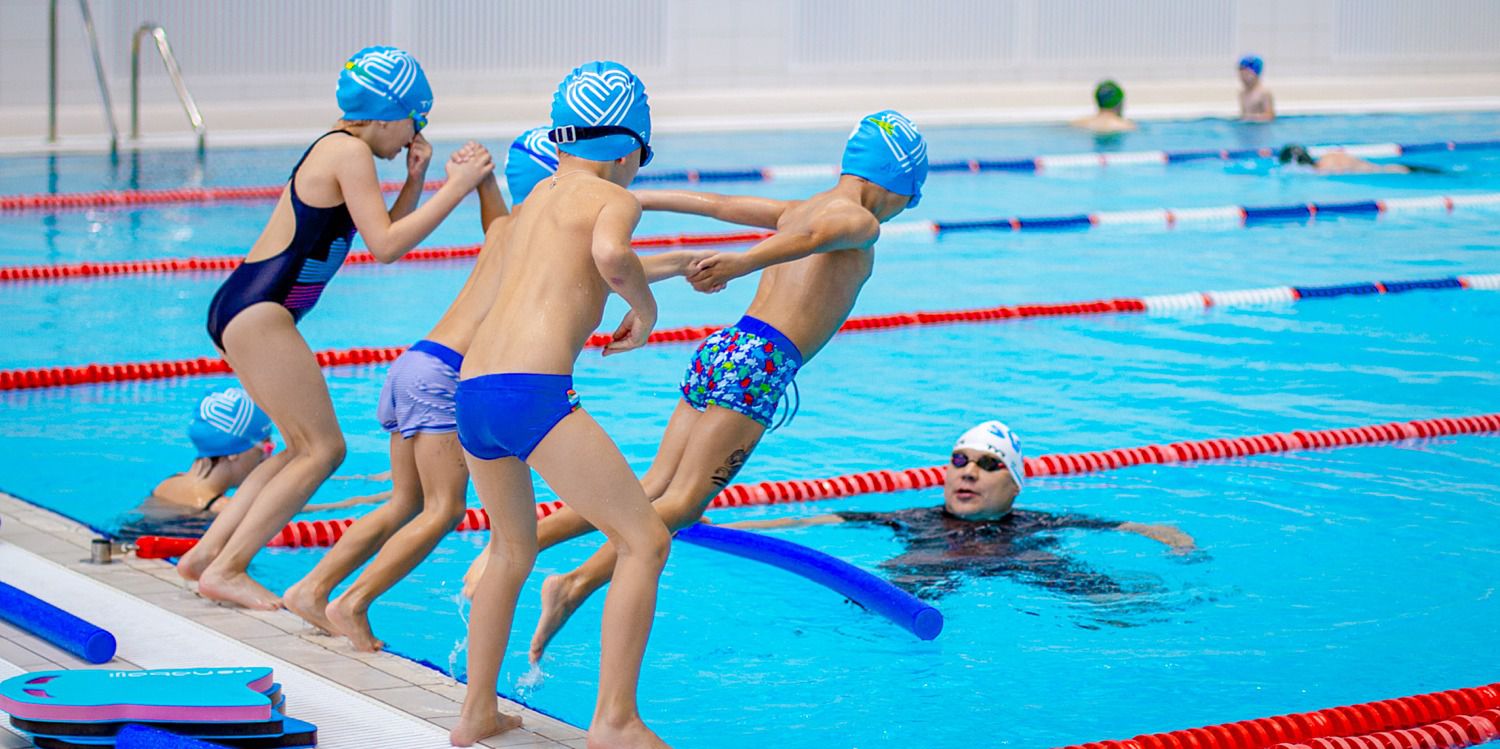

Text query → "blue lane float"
[0,581,116,664]
[675,523,944,640]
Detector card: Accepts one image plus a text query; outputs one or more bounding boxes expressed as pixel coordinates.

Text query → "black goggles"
[951,452,1009,473]
[548,125,653,167]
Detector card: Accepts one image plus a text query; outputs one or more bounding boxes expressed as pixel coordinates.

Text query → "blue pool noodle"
[116,724,231,748]
[675,523,944,640]
[0,580,117,663]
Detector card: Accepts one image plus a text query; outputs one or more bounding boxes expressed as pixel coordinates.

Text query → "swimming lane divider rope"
[5,138,1496,213]
[5,192,1498,284]
[1051,682,1500,749]
[4,273,1498,392]
[129,412,1500,558]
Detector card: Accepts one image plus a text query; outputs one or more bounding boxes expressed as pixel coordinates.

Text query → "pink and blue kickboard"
[10,684,283,738]
[0,668,275,723]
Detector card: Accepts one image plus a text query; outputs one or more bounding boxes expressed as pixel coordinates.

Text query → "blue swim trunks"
[681,316,803,429]
[378,340,462,438]
[455,373,581,462]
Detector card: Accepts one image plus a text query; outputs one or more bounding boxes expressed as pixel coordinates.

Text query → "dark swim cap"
[1278,144,1313,165]
[1094,80,1124,110]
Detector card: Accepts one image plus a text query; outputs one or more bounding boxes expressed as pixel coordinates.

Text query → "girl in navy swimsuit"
[180,46,495,611]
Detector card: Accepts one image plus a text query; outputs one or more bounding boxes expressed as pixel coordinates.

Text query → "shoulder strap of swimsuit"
[288,129,357,181]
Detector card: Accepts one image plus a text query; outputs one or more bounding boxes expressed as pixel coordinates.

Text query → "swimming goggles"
[951,452,1008,473]
[548,125,654,167]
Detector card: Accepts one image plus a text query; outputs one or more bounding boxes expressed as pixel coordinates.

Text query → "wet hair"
[1094,80,1124,111]
[1279,144,1314,166]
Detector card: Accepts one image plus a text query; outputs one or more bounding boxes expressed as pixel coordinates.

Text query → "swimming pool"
[2,112,1498,747]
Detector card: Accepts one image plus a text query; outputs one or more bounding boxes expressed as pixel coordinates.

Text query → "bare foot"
[449,710,522,747]
[461,551,488,599]
[198,568,280,610]
[587,717,671,749]
[326,594,383,652]
[529,575,584,664]
[282,580,337,634]
[176,544,212,583]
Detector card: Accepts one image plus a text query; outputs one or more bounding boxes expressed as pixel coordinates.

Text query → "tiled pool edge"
[0,491,588,749]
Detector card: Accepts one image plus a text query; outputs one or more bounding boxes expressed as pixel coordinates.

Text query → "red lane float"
[1052,684,1500,749]
[0,229,777,283]
[131,413,1500,556]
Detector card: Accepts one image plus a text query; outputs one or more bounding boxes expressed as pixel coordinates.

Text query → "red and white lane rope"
[1052,682,1500,749]
[7,137,1495,213]
[4,273,1497,392]
[130,413,1500,556]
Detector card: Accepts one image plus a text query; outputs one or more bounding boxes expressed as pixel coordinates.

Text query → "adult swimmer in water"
[1278,144,1442,175]
[726,420,1196,601]
[118,387,388,540]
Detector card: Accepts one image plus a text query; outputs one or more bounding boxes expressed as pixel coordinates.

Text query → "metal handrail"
[131,24,206,154]
[48,0,119,155]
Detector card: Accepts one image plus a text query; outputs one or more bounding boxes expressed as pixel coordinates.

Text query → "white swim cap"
[953,420,1024,488]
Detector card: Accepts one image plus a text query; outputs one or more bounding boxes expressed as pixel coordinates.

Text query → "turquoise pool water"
[1,113,1498,747]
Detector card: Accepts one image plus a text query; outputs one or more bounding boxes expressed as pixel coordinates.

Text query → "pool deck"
[0,491,589,748]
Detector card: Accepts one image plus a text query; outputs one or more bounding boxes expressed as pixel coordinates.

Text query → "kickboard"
[28,714,317,748]
[11,684,284,737]
[0,668,275,724]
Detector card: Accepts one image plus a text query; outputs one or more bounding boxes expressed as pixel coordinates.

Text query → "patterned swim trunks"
[680,315,804,429]
[378,339,462,438]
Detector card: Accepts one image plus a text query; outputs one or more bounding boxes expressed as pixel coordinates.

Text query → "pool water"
[2,112,1499,747]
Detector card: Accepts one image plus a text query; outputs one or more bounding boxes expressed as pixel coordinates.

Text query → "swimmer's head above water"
[505,126,560,205]
[944,420,1024,520]
[187,387,273,481]
[548,60,653,186]
[841,110,930,220]
[336,46,433,159]
[1237,54,1264,88]
[1094,80,1125,113]
[1278,144,1315,166]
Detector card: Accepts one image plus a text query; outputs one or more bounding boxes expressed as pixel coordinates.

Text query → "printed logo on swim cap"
[506,126,560,205]
[954,420,1024,488]
[338,46,432,125]
[564,68,637,127]
[841,110,929,208]
[199,387,259,437]
[864,112,927,173]
[550,61,651,163]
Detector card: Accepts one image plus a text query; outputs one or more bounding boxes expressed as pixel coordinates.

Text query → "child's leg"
[450,454,532,747]
[284,433,423,634]
[178,447,292,582]
[197,304,348,610]
[530,406,762,662]
[527,409,671,745]
[328,431,468,651]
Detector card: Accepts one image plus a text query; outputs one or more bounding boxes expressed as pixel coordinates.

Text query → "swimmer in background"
[1237,55,1276,122]
[120,388,387,540]
[450,62,673,748]
[1071,80,1137,133]
[283,128,712,653]
[506,110,929,665]
[727,421,1196,601]
[1278,144,1442,175]
[178,46,495,610]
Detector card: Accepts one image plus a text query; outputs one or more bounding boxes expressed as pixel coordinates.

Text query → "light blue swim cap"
[1238,54,1264,76]
[841,110,929,208]
[337,46,433,131]
[549,61,652,164]
[505,127,559,205]
[188,388,273,458]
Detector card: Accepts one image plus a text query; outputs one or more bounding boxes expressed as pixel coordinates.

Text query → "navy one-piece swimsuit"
[206,130,358,349]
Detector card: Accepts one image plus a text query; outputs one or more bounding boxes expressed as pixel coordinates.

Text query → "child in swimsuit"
[513,111,930,664]
[283,127,709,654]
[179,46,495,611]
[448,62,673,748]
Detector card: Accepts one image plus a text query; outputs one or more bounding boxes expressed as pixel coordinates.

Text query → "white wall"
[5,0,1499,115]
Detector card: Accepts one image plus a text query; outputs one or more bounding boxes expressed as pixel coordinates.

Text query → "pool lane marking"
[133,413,1500,553]
[4,273,1498,392]
[5,138,1498,213]
[4,192,1499,284]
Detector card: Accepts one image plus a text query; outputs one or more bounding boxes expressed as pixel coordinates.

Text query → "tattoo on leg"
[710,448,752,489]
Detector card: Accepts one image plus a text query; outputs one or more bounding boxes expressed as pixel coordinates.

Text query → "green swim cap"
[1095,80,1124,110]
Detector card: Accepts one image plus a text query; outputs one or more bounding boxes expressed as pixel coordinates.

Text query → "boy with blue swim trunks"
[520,111,930,663]
[450,63,674,749]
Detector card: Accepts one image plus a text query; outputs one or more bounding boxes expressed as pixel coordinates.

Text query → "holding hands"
[445,140,495,190]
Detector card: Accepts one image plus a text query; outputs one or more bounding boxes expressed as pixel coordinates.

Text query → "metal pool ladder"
[131,23,206,154]
[48,0,119,154]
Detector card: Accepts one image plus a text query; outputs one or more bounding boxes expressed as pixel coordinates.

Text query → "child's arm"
[387,134,432,222]
[635,189,791,229]
[476,171,509,233]
[640,250,711,283]
[721,515,845,530]
[686,206,878,291]
[592,192,657,356]
[336,140,494,264]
